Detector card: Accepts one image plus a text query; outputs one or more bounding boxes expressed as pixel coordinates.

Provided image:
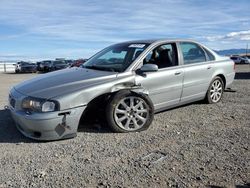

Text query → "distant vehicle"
[70,59,87,67]
[37,61,53,72]
[45,60,68,72]
[15,61,37,73]
[230,56,249,64]
[240,56,250,64]
[37,60,68,72]
[8,39,235,140]
[64,60,75,67]
[230,56,242,64]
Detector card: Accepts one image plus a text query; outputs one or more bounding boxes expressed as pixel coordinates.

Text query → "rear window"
[180,42,206,64]
[203,48,215,61]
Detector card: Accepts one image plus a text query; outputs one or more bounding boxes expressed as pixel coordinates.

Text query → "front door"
[135,43,184,111]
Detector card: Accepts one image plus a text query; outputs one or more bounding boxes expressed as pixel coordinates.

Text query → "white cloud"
[0,0,249,56]
[206,30,250,41]
[1,0,247,41]
[225,30,250,40]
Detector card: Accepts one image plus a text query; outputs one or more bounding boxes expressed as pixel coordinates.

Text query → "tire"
[106,90,154,133]
[205,76,224,104]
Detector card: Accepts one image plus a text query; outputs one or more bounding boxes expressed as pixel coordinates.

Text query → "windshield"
[83,43,150,72]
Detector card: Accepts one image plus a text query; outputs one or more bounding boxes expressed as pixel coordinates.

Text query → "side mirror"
[139,64,158,72]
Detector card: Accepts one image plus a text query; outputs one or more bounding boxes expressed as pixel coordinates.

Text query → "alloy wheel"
[114,96,149,131]
[210,79,223,103]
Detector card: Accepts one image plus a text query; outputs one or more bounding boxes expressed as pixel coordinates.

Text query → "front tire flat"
[106,90,154,133]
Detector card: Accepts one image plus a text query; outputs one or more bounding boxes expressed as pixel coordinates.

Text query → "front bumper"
[9,88,86,141]
[10,106,86,141]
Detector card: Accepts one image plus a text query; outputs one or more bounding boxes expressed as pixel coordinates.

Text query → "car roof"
[117,39,199,45]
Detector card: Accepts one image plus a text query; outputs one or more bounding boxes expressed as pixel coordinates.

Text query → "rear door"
[135,43,184,111]
[178,42,215,103]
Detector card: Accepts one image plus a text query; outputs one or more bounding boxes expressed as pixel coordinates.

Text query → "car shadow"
[154,100,205,115]
[235,72,250,80]
[0,109,35,143]
[77,110,111,133]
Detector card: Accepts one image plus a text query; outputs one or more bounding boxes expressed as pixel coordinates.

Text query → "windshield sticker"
[129,44,146,48]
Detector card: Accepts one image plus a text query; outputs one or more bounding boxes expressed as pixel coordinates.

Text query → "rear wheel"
[206,76,224,104]
[106,90,154,133]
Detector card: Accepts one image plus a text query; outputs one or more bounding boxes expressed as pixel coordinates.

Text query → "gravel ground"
[0,65,249,188]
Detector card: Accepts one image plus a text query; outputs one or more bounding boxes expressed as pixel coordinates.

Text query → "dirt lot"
[0,65,249,188]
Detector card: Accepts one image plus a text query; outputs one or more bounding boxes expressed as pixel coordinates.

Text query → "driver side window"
[143,43,178,69]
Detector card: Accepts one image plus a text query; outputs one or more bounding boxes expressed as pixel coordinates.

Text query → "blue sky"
[0,0,249,61]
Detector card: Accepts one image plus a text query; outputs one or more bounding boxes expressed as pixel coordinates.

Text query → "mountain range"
[215,49,250,56]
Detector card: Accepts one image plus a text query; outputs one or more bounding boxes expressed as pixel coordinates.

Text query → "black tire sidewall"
[106,90,154,133]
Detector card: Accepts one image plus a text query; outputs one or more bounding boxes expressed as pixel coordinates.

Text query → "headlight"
[22,97,59,112]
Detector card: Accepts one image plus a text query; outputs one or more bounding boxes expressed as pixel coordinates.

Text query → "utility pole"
[246,43,248,56]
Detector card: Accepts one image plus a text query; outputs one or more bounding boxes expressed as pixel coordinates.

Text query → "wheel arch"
[216,74,226,89]
[78,84,150,128]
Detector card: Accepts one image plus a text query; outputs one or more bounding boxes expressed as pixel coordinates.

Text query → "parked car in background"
[70,59,87,67]
[8,39,235,140]
[36,61,42,71]
[64,60,75,67]
[240,56,250,64]
[230,56,241,64]
[37,60,68,72]
[230,56,249,64]
[15,61,37,73]
[37,60,53,72]
[46,60,68,72]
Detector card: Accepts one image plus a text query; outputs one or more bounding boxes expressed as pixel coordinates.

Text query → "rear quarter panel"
[211,57,235,88]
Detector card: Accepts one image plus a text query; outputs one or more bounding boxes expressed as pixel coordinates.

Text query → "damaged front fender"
[110,82,149,95]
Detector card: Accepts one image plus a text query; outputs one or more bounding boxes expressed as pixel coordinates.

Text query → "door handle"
[174,71,181,75]
[207,66,212,69]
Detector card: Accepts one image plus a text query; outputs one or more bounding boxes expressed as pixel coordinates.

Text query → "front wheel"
[106,90,154,133]
[206,76,224,104]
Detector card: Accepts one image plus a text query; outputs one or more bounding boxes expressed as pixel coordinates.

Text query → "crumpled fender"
[110,82,149,95]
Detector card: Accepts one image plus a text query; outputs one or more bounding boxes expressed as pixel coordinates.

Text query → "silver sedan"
[8,39,235,140]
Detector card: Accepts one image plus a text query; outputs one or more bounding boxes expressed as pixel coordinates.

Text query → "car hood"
[14,67,117,99]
